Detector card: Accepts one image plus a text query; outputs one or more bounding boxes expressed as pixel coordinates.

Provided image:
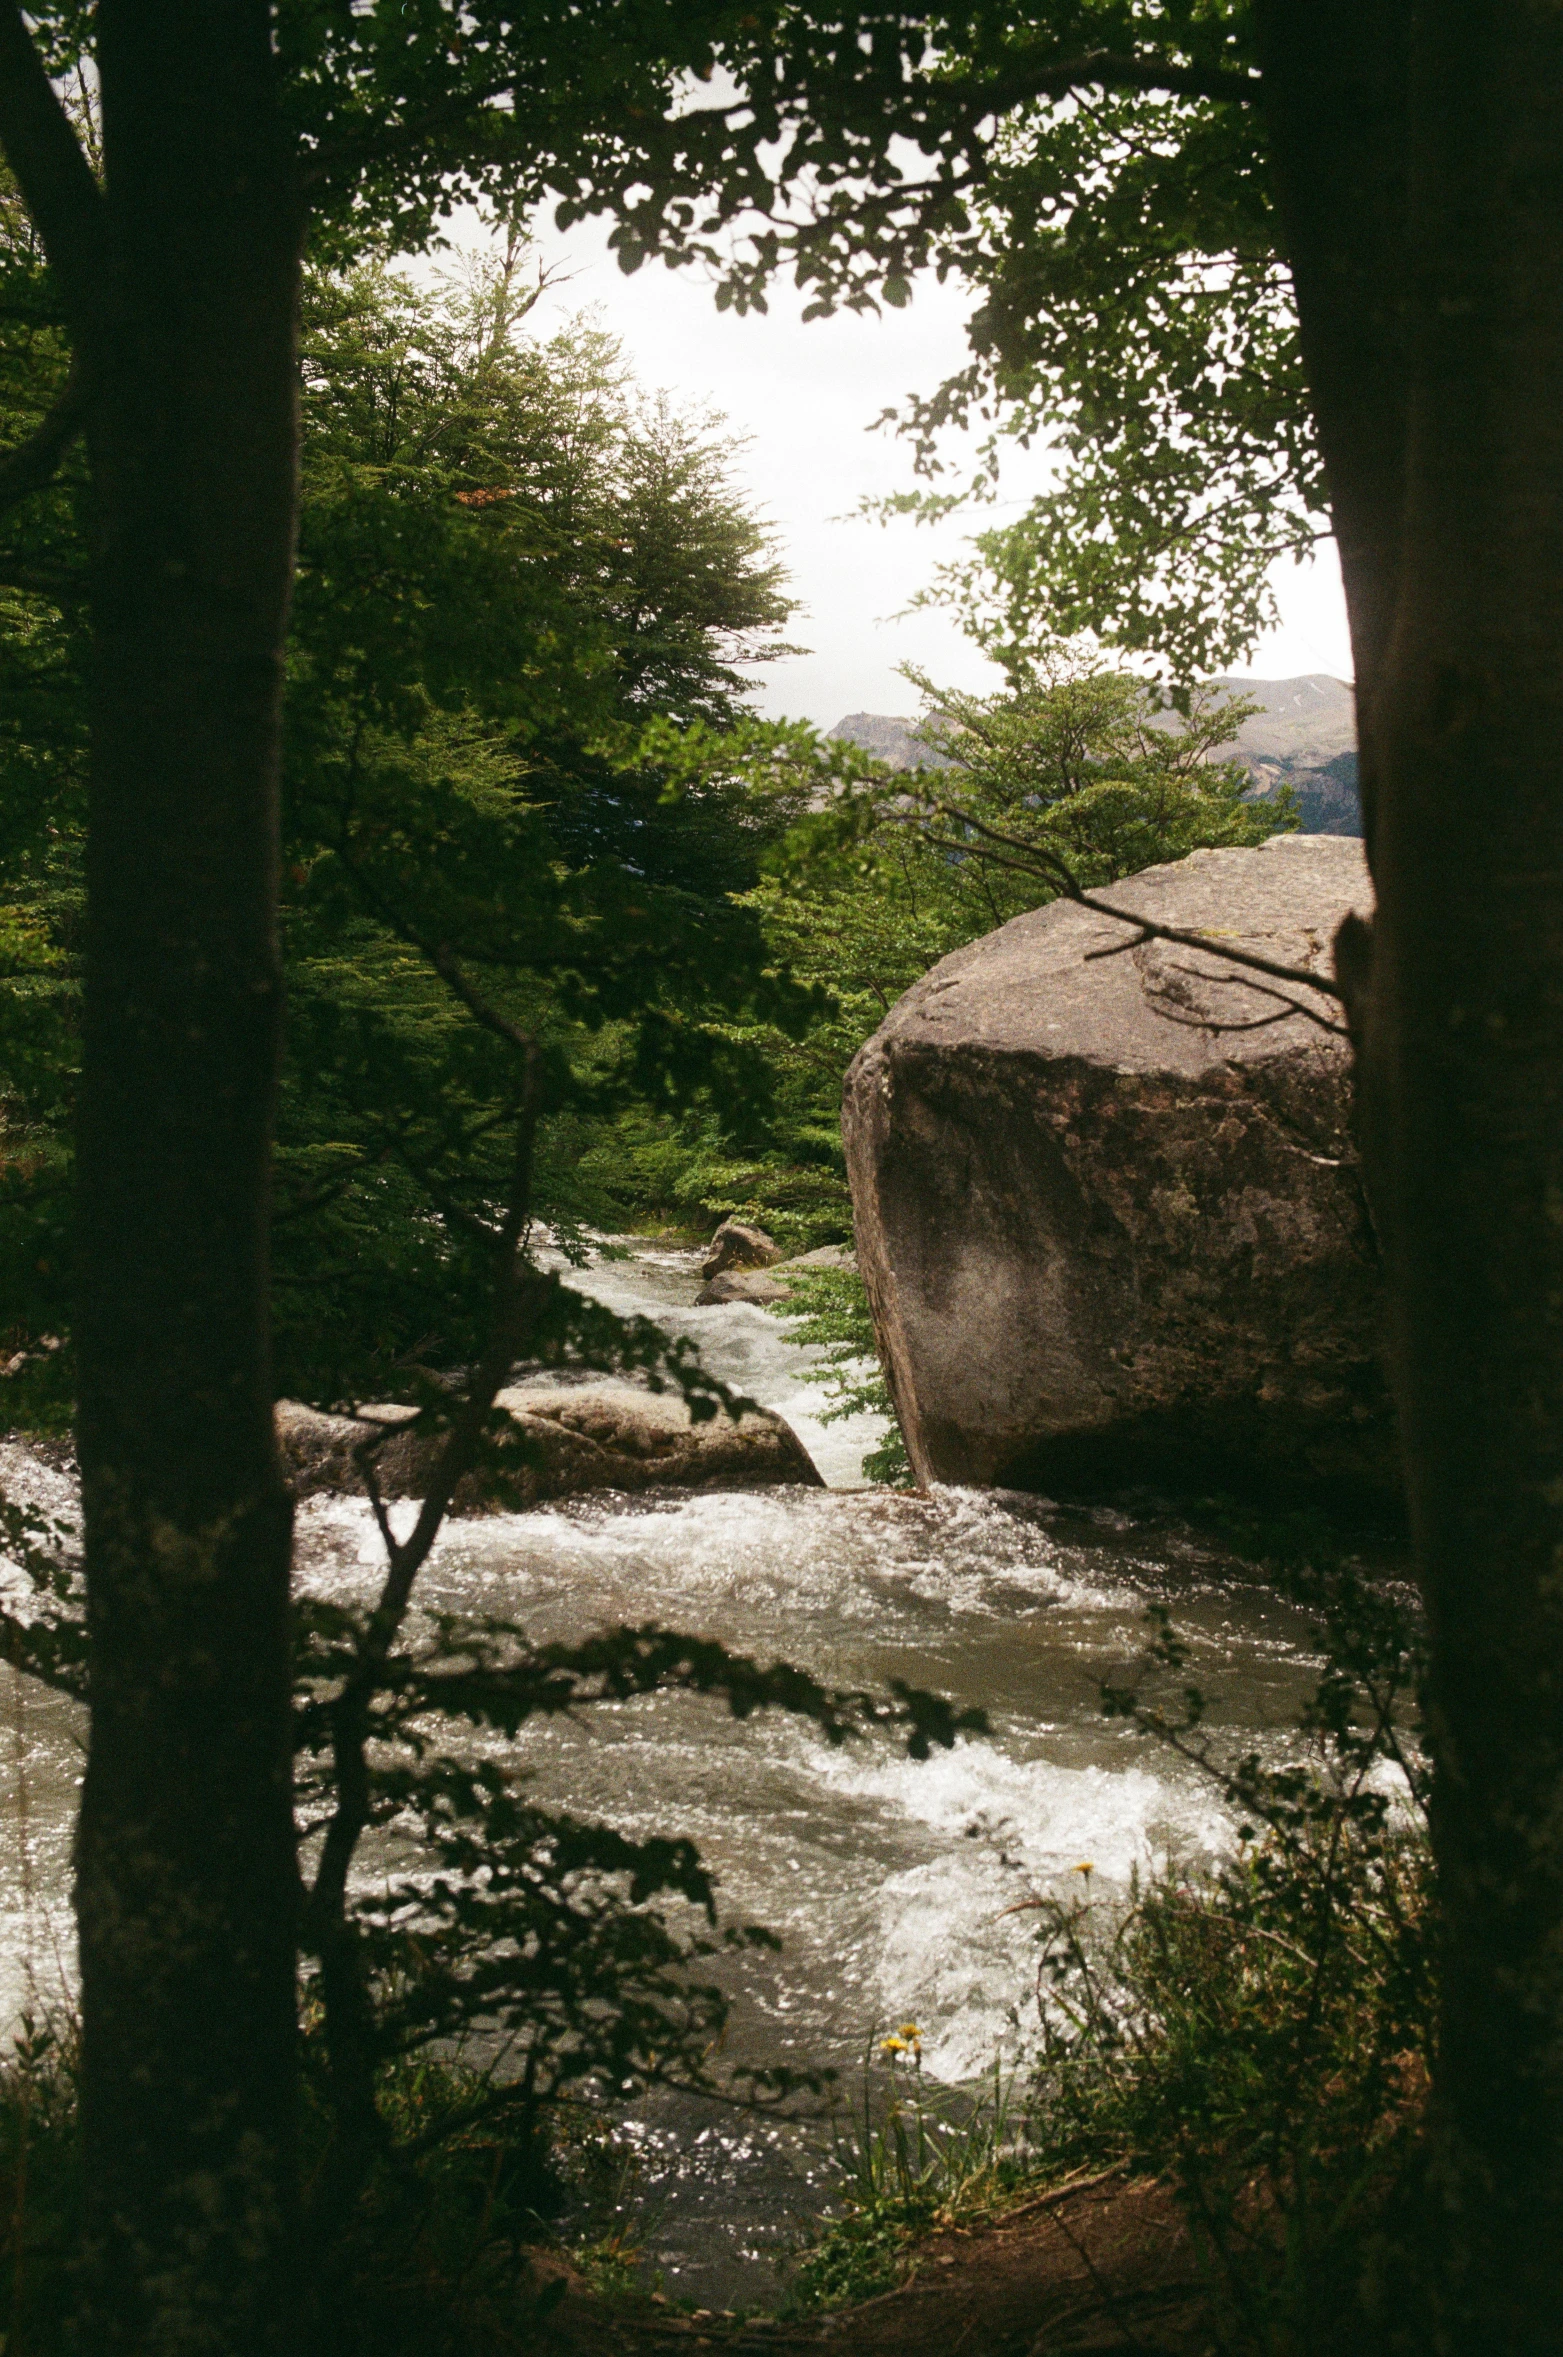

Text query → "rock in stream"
[843,835,1398,1511]
[277,1379,822,1508]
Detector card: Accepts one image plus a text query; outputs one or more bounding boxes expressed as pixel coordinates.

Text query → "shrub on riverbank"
[1023,1832,1434,2351]
[792,1550,1437,2352]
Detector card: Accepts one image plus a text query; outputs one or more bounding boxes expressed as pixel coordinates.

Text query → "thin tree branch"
[302,76,515,188]
[306,1026,544,1932]
[427,940,536,1058]
[936,49,1261,114]
[0,360,82,514]
[921,800,1348,1005]
[0,10,106,322]
[305,42,1257,197]
[630,50,1257,154]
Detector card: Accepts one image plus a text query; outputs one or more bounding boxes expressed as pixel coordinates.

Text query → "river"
[0,1237,1334,2308]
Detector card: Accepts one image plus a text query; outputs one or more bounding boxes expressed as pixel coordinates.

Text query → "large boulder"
[277,1381,822,1509]
[842,836,1397,1511]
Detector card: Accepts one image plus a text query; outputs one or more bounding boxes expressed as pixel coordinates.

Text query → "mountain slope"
[829,676,1362,836]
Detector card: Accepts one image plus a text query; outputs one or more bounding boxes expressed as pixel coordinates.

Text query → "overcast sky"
[502,214,1354,730]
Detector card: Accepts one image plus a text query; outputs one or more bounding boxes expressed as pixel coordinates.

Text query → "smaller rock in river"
[694,1242,857,1305]
[700,1219,782,1279]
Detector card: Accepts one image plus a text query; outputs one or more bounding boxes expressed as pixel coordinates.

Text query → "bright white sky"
[502,213,1354,730]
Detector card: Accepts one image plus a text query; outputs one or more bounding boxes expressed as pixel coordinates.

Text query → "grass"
[785,2038,1039,2312]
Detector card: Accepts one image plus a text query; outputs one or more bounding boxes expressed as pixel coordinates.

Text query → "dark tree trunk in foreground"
[1262,6,1563,2346]
[0,7,304,2347]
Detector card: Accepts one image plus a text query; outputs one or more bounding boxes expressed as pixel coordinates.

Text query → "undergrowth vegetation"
[787,2045,1034,2311]
[765,1266,909,1485]
[0,2020,655,2357]
[790,1544,1437,2354]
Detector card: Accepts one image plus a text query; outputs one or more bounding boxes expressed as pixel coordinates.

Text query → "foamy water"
[0,1240,1329,2302]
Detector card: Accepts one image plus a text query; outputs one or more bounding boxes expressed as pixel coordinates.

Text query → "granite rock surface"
[842,836,1396,1509]
[277,1380,822,1508]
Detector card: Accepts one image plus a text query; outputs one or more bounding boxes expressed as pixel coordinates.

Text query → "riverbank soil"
[543,2173,1209,2355]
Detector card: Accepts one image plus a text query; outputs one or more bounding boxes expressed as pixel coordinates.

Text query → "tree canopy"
[0,232,825,1406]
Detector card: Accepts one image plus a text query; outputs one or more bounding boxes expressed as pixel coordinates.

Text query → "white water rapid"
[0,1238,1333,2307]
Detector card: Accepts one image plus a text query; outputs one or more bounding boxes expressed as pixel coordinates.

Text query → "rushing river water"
[0,1238,1338,2307]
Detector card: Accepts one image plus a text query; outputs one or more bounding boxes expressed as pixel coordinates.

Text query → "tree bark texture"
[45,8,303,2349]
[1261,7,1563,2347]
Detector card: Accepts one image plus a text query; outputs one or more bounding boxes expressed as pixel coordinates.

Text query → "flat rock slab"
[277,1380,822,1510]
[694,1245,857,1306]
[843,835,1398,1510]
[695,1269,795,1306]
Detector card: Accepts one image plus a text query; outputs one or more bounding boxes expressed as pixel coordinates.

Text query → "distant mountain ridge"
[829,675,1362,837]
[828,711,958,771]
[1215,674,1359,835]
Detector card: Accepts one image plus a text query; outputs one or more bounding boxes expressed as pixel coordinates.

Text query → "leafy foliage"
[0,235,825,1403]
[273,247,821,1397]
[766,1267,909,1486]
[615,645,1289,1276]
[1021,1550,1434,2351]
[236,0,1303,679]
[873,73,1319,677]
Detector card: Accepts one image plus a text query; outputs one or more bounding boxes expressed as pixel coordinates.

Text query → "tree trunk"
[1263,8,1563,2348]
[70,8,304,2348]
[1250,0,1410,844]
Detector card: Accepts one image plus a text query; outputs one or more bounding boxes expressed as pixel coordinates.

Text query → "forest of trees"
[0,219,1275,1407]
[0,4,1558,2354]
